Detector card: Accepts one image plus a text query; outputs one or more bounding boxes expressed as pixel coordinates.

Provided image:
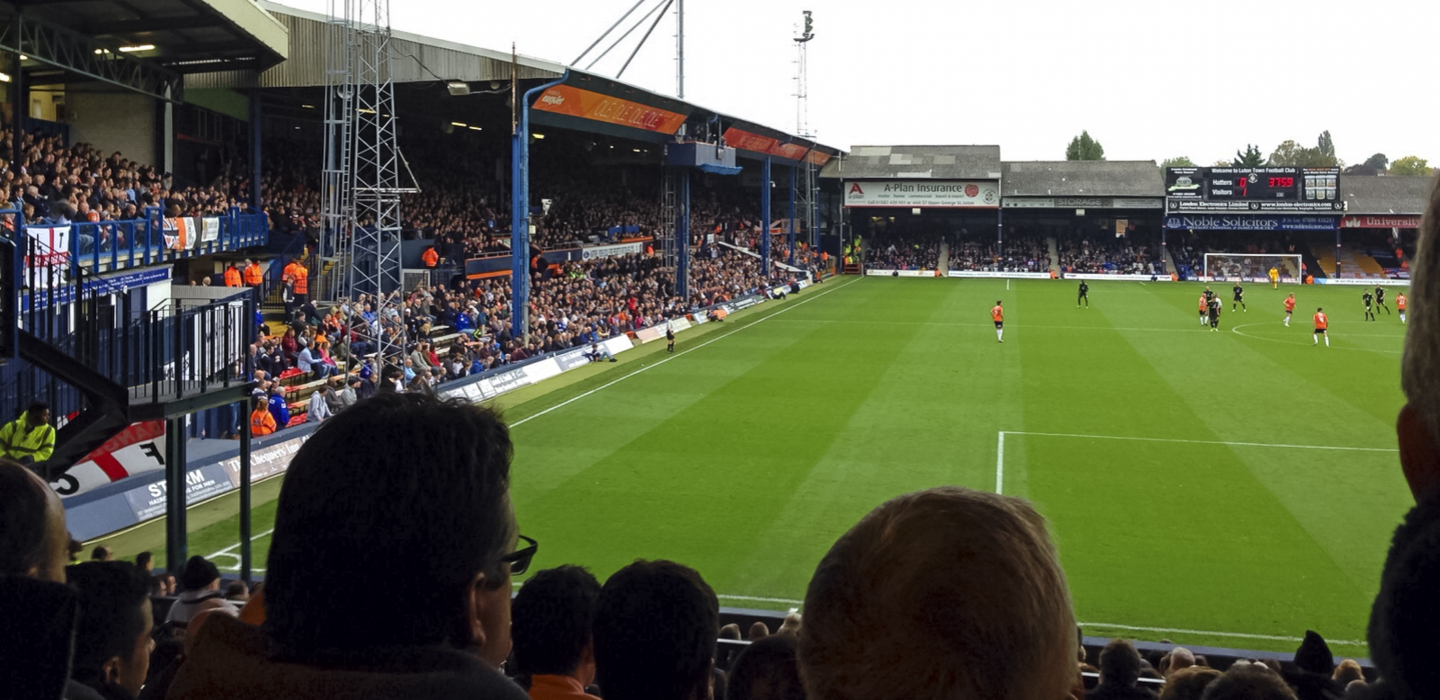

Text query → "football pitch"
[125,276,1414,656]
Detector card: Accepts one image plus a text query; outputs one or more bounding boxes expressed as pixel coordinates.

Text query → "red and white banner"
[25,225,72,289]
[50,421,167,498]
[1341,215,1422,229]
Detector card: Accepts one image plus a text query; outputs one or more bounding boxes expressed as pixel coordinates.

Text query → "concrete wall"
[66,88,156,167]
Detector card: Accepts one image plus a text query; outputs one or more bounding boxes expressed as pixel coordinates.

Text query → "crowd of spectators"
[949,234,1052,272]
[1057,235,1161,275]
[864,235,940,270]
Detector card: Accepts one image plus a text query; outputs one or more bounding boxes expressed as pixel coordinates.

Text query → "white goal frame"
[1202,253,1304,284]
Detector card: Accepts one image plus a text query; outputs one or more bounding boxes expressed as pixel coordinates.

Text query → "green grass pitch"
[116,276,1413,656]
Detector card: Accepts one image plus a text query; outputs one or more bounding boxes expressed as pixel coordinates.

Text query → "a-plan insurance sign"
[844,180,1000,208]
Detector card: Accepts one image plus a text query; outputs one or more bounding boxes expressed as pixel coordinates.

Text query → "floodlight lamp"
[447,80,471,96]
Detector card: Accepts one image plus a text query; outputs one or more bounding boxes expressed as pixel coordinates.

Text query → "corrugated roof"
[1340,176,1435,215]
[1001,161,1162,197]
[822,145,1001,180]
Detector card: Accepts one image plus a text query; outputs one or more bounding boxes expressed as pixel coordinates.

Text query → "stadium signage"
[533,84,687,135]
[1164,215,1338,232]
[1066,273,1174,282]
[722,127,827,164]
[1165,166,1343,212]
[1341,215,1422,229]
[1002,197,1163,210]
[1317,277,1410,286]
[948,271,1052,279]
[581,242,645,260]
[844,180,999,209]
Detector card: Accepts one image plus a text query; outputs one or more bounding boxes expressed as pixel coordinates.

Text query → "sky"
[276,0,1439,166]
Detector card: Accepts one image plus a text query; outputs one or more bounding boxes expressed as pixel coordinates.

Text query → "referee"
[1077,281,1089,308]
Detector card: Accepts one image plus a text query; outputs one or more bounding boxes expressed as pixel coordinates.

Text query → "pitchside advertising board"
[1166,167,1344,212]
[845,180,1000,208]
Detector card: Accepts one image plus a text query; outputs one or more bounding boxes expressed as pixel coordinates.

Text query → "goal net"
[1203,253,1303,284]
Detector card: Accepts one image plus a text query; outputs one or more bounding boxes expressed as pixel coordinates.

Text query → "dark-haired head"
[66,561,153,697]
[512,565,601,679]
[263,392,516,666]
[594,560,718,700]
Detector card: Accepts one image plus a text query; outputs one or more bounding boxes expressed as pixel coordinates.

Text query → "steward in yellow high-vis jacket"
[0,402,56,464]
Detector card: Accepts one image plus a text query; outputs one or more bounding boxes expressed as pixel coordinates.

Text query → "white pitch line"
[1008,431,1396,453]
[1078,622,1364,647]
[995,431,1006,494]
[711,594,1364,644]
[205,528,275,560]
[511,278,858,428]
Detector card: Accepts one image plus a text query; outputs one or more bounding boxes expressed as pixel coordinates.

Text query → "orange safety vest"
[292,266,309,295]
[422,248,438,267]
[250,409,276,436]
[224,267,242,287]
[244,264,263,286]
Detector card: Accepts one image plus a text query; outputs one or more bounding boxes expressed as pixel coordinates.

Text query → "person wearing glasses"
[166,392,536,700]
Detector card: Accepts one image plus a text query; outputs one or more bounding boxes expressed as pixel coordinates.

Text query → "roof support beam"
[0,11,184,103]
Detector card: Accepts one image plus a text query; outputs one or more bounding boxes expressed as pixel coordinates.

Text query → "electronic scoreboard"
[1165,167,1343,212]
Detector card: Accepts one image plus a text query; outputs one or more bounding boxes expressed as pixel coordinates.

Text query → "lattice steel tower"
[319,0,412,361]
[794,11,820,246]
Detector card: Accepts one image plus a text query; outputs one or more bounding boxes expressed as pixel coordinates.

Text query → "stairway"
[937,242,951,272]
[1162,244,1177,277]
[1047,237,1061,275]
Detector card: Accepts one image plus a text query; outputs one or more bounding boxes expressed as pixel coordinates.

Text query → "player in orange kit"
[1284,293,1296,327]
[1198,293,1208,326]
[991,301,1004,343]
[1313,307,1329,347]
[1396,291,1408,324]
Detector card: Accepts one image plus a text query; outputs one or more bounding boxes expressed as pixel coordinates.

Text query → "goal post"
[1203,253,1304,284]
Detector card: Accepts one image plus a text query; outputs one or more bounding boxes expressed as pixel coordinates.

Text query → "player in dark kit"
[1077,281,1089,308]
[1203,286,1215,304]
[1362,290,1376,321]
[1375,285,1391,315]
[666,325,676,353]
[1208,296,1222,331]
[1232,282,1246,312]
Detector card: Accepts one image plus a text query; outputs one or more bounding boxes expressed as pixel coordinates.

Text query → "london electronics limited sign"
[844,180,1000,208]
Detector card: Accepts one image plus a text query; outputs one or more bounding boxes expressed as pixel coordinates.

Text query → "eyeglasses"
[498,534,538,576]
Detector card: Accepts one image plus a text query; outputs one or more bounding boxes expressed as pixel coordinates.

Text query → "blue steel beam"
[760,158,771,276]
[512,72,569,341]
[677,170,690,300]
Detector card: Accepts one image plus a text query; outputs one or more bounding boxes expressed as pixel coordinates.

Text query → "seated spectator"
[1332,660,1363,687]
[1361,177,1440,700]
[1160,668,1222,700]
[1200,662,1296,700]
[165,556,236,626]
[593,560,718,700]
[1089,639,1157,699]
[726,633,806,700]
[64,561,154,700]
[798,486,1078,700]
[511,565,602,700]
[1285,631,1343,700]
[0,459,77,700]
[1168,647,1197,674]
[166,392,529,700]
[91,545,113,561]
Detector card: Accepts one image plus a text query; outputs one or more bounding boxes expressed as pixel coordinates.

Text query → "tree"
[1161,156,1196,168]
[1065,131,1105,161]
[1268,133,1339,168]
[1364,153,1389,170]
[1233,144,1265,167]
[1390,156,1432,177]
[1344,164,1380,177]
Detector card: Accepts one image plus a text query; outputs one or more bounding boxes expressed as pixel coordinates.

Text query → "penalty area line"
[511,277,859,428]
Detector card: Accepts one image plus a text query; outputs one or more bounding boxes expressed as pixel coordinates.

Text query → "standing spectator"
[1199,663,1296,700]
[64,561,154,700]
[798,487,1078,700]
[512,565,603,700]
[0,459,68,582]
[91,545,113,561]
[223,262,242,287]
[1089,639,1157,699]
[0,401,56,465]
[166,392,530,700]
[0,460,77,700]
[267,385,290,430]
[593,560,718,700]
[135,551,153,574]
[249,396,276,437]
